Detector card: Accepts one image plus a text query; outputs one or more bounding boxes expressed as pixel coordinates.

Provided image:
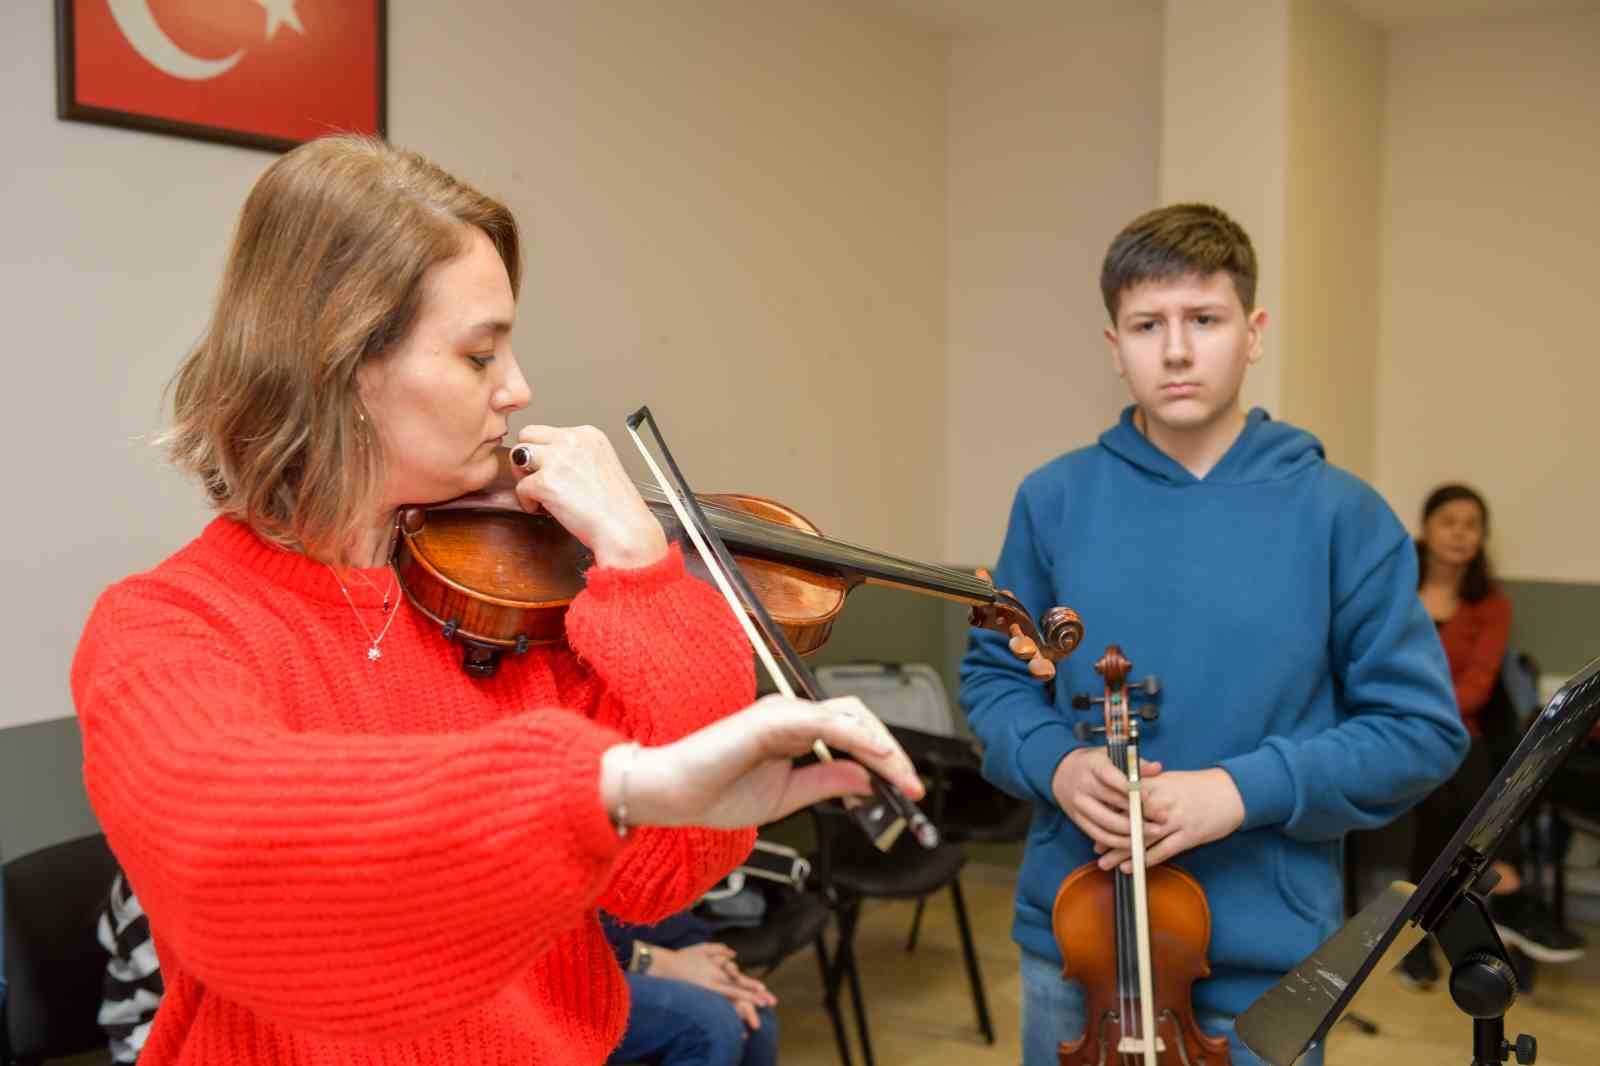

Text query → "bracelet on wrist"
[610,741,642,838]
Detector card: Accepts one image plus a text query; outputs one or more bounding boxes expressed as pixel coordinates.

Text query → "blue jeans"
[608,972,778,1066]
[1020,949,1323,1066]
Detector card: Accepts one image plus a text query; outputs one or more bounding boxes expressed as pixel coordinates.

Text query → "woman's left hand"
[511,425,667,569]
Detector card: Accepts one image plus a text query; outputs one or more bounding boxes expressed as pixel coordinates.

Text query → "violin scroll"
[1095,644,1132,693]
[970,574,1083,680]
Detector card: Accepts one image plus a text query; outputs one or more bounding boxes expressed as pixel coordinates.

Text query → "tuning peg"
[1131,675,1160,697]
[1071,693,1104,711]
[1073,722,1107,741]
[1138,705,1160,722]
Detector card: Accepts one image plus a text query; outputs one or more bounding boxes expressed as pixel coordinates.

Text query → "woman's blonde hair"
[166,135,521,555]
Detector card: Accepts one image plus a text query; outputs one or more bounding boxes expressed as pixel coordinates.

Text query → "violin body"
[1051,645,1232,1066]
[393,447,1082,678]
[394,493,850,658]
[1052,861,1232,1066]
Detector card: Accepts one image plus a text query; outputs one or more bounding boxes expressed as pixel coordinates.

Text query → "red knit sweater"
[71,518,757,1065]
[1437,589,1512,736]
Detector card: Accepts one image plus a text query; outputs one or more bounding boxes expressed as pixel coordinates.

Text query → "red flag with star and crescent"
[65,0,383,150]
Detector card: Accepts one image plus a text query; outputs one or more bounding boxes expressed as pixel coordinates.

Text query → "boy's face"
[1103,271,1267,437]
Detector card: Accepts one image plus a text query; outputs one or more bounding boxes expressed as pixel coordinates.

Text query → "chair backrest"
[2,833,118,1063]
[816,662,968,739]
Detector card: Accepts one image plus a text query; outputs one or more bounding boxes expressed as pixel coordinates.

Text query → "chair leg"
[837,899,876,1066]
[906,895,927,953]
[949,878,995,1044]
[814,933,854,1066]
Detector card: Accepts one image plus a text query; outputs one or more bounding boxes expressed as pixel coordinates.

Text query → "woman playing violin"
[70,134,920,1066]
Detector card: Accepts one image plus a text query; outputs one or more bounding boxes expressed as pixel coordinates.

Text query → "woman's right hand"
[601,695,923,831]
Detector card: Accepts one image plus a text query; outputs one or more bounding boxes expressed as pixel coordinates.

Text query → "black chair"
[708,824,858,1066]
[813,724,995,1066]
[2,833,118,1066]
[1534,739,1600,932]
[903,754,1028,954]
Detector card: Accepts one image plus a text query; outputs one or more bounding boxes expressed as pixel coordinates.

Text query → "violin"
[393,449,1084,679]
[1052,646,1230,1066]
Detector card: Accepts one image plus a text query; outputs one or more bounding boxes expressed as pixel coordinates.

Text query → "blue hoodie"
[960,406,1467,1021]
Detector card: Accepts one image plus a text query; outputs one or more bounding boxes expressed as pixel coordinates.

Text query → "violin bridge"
[1115,1034,1167,1054]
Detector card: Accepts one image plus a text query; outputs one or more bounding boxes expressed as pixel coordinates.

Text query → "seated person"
[602,910,778,1066]
[1401,485,1584,989]
[96,887,783,1066]
[97,871,164,1064]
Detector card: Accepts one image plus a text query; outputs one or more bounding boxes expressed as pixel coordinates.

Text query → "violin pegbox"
[970,570,1084,681]
[1070,645,1161,741]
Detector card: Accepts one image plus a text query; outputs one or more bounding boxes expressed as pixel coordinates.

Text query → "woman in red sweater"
[1400,484,1582,989]
[70,135,920,1066]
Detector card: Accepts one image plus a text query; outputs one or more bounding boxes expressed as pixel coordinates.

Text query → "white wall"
[1283,0,1384,480]
[943,4,1165,566]
[1375,8,1600,581]
[1159,0,1291,418]
[0,1,948,729]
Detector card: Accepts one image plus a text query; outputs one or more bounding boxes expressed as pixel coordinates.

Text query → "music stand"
[1236,656,1600,1066]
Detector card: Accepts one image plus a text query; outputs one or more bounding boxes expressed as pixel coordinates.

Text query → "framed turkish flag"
[56,0,386,153]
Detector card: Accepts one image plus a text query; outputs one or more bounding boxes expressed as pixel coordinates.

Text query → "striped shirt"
[96,873,163,1064]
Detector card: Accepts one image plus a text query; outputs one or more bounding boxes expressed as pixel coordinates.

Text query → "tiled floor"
[765,860,1600,1066]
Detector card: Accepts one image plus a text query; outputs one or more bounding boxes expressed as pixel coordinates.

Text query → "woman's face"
[1423,498,1486,570]
[359,227,530,508]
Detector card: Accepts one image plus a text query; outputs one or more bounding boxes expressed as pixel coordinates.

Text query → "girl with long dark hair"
[1400,484,1584,988]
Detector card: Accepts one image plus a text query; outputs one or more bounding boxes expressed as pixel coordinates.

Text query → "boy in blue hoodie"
[959,203,1467,1065]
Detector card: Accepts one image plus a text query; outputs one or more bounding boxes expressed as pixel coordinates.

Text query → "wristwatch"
[631,942,654,974]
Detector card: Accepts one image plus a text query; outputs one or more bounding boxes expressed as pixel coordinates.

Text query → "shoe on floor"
[1490,890,1586,964]
[1394,939,1439,991]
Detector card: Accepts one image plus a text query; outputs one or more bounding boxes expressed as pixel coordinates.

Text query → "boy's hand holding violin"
[1052,748,1245,874]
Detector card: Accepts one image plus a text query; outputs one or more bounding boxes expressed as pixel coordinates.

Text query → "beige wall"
[1283,0,1384,480]
[943,4,1165,566]
[1375,8,1600,582]
[1159,0,1291,417]
[0,1,948,730]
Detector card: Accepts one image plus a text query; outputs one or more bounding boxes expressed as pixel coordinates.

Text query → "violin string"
[634,483,995,595]
[1110,722,1131,1059]
[1114,721,1141,1062]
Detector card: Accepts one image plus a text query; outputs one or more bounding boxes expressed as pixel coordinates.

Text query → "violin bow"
[625,405,938,852]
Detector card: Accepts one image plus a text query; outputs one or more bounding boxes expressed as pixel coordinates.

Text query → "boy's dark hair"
[1416,483,1495,603]
[1100,203,1258,321]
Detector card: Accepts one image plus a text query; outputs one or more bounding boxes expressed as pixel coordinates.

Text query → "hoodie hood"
[1097,405,1324,486]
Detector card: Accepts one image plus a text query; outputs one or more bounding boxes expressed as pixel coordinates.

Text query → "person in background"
[1399,483,1585,989]
[602,910,778,1066]
[97,870,163,1064]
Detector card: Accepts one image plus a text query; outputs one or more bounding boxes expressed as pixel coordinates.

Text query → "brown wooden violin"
[392,449,1084,679]
[1052,646,1230,1066]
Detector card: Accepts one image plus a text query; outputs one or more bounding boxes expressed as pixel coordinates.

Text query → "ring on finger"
[510,443,540,471]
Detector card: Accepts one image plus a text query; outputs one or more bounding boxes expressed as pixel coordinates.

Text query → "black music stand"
[1235,656,1600,1066]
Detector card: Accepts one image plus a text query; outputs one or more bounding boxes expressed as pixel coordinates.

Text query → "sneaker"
[1490,891,1586,963]
[1395,939,1439,991]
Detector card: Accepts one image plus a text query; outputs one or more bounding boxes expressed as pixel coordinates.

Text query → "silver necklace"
[328,564,400,662]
